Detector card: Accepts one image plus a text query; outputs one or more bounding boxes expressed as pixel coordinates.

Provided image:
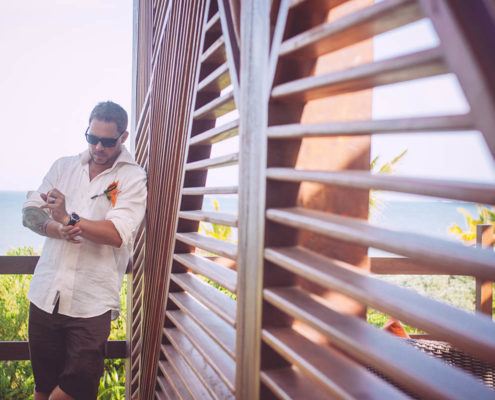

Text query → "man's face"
[87,119,128,167]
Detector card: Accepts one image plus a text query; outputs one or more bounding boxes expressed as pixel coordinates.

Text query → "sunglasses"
[85,127,125,148]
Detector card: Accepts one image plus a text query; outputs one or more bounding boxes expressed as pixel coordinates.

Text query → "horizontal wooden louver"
[256,0,495,399]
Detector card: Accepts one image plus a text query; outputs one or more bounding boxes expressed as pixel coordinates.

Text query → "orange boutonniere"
[91,181,120,207]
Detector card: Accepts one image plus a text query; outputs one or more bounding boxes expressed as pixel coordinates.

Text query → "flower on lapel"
[91,181,120,207]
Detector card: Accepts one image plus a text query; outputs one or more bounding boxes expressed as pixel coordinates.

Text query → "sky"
[0,2,494,192]
[0,0,133,191]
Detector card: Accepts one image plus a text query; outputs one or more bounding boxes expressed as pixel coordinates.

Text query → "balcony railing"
[0,255,127,361]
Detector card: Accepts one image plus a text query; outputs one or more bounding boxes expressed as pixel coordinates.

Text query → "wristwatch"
[67,212,80,226]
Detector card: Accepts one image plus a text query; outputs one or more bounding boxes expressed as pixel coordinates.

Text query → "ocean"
[0,191,480,255]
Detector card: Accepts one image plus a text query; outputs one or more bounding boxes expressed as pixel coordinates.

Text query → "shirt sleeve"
[105,167,147,248]
[22,158,62,209]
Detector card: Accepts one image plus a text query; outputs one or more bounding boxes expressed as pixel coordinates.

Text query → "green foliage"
[97,359,125,400]
[449,204,495,244]
[1,247,127,399]
[367,308,422,334]
[198,275,237,300]
[0,361,34,400]
[369,150,408,210]
[0,247,37,398]
[5,246,39,256]
[367,274,495,332]
[199,199,235,243]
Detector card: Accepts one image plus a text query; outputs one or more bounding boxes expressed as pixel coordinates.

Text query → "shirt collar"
[79,146,136,172]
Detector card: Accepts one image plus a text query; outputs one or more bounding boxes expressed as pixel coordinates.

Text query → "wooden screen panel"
[258,0,495,399]
[128,49,151,400]
[154,0,242,398]
[130,0,495,399]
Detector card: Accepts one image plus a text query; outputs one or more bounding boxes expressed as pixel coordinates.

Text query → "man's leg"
[29,303,65,397]
[48,385,75,400]
[59,310,112,400]
[33,391,49,400]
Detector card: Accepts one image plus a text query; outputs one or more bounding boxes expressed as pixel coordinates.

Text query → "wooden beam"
[476,224,494,316]
[235,0,270,398]
[0,256,38,275]
[0,340,126,361]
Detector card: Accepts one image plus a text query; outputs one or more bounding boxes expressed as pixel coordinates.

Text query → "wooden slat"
[158,361,193,400]
[265,286,495,399]
[161,344,213,399]
[193,91,236,120]
[164,327,234,399]
[175,232,237,259]
[156,376,178,400]
[266,114,473,138]
[267,0,289,93]
[266,207,495,280]
[0,256,39,275]
[262,327,409,399]
[266,168,495,204]
[205,11,221,33]
[280,0,422,58]
[174,253,237,293]
[217,0,241,106]
[189,119,239,146]
[179,210,238,227]
[131,372,139,394]
[265,246,495,364]
[181,186,238,195]
[171,272,236,326]
[170,291,236,358]
[201,35,226,64]
[197,62,231,93]
[271,47,447,102]
[185,153,238,171]
[370,257,447,275]
[166,310,236,391]
[261,367,331,400]
[417,0,495,159]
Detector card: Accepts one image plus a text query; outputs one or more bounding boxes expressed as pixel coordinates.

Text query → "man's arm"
[22,206,51,236]
[40,188,122,248]
[23,206,80,242]
[72,219,122,248]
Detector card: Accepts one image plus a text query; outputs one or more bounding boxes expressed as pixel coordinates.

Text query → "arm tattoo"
[22,207,52,237]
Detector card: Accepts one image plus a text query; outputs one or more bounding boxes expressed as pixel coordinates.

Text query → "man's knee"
[48,385,76,400]
[34,390,50,400]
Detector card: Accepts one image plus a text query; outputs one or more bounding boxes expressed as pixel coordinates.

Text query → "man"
[22,101,147,400]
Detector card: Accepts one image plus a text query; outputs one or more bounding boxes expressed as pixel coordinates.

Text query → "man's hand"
[41,189,70,225]
[58,224,82,244]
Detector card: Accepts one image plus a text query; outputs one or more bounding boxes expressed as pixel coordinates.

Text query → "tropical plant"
[369,149,408,210]
[449,205,495,244]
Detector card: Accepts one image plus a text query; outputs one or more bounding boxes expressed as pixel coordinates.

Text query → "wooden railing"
[0,255,127,361]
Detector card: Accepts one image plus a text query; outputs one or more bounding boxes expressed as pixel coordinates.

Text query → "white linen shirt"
[23,146,147,318]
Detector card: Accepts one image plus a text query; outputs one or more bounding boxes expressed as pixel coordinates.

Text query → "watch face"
[69,213,80,226]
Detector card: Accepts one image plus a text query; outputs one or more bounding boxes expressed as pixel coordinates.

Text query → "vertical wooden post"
[475,224,493,315]
[236,0,269,399]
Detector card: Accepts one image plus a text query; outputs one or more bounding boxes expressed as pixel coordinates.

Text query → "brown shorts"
[28,302,111,400]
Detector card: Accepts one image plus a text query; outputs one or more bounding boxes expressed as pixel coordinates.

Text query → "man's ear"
[121,131,129,144]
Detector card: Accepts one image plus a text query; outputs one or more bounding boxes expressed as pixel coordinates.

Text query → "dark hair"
[89,101,128,134]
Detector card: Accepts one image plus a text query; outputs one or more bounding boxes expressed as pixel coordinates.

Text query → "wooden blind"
[130,0,495,399]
